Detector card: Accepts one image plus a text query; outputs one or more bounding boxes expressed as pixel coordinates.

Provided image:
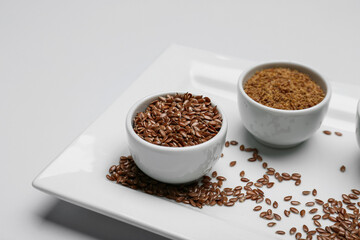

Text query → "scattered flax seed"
[312,189,317,196]
[306,202,315,207]
[291,201,301,206]
[290,207,299,214]
[274,213,281,221]
[267,222,276,227]
[351,189,360,195]
[300,209,305,217]
[239,145,245,151]
[229,161,236,167]
[230,140,238,145]
[309,208,318,214]
[241,177,249,182]
[225,141,230,147]
[284,196,292,201]
[284,210,290,217]
[340,165,346,172]
[253,206,262,211]
[314,199,324,205]
[302,191,311,195]
[220,153,224,158]
[314,220,321,227]
[323,130,332,135]
[262,162,268,169]
[244,67,325,110]
[107,145,360,240]
[335,131,343,136]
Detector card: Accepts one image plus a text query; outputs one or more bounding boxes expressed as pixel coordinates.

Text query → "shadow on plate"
[241,126,310,160]
[40,199,170,240]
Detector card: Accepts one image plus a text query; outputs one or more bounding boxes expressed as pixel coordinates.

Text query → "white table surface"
[1,0,360,239]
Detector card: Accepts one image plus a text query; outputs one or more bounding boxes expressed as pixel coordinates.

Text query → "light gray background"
[1,0,359,239]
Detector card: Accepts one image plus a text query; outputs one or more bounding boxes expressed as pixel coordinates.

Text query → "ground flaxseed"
[244,67,325,110]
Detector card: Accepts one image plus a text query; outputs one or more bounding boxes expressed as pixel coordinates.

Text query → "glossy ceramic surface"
[237,61,332,148]
[126,92,228,184]
[356,100,360,148]
[33,45,360,240]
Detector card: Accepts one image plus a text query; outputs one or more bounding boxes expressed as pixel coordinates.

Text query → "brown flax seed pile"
[244,67,325,110]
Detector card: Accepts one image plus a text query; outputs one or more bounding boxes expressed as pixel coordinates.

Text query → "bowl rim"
[126,91,228,152]
[237,61,332,115]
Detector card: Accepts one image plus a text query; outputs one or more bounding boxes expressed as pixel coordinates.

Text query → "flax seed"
[262,162,268,169]
[340,165,346,172]
[275,230,285,235]
[267,222,276,227]
[225,141,230,147]
[323,130,331,135]
[244,67,325,110]
[254,206,262,211]
[309,208,318,214]
[230,161,236,167]
[306,202,315,207]
[300,209,306,217]
[274,213,281,221]
[133,93,222,147]
[314,220,321,227]
[290,227,297,235]
[291,201,301,206]
[284,210,290,217]
[335,132,342,136]
[312,189,317,196]
[290,207,299,214]
[351,189,360,195]
[241,177,249,182]
[303,191,311,195]
[284,196,292,201]
[230,140,238,145]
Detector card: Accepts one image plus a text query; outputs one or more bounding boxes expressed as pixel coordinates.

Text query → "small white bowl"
[356,100,360,148]
[237,61,332,148]
[126,92,228,184]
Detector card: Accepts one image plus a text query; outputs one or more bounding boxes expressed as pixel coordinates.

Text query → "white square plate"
[33,45,360,240]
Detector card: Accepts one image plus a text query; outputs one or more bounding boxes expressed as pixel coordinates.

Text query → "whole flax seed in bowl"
[125,92,228,184]
[133,93,222,147]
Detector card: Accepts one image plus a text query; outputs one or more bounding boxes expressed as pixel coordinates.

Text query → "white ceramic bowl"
[126,92,228,184]
[237,61,332,148]
[356,100,360,148]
